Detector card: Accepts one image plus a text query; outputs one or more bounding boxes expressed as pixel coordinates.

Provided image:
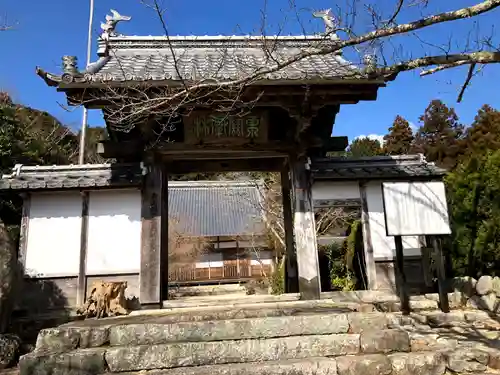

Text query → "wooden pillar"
[394,235,410,315]
[291,159,320,300]
[140,162,167,309]
[18,193,31,268]
[76,192,90,306]
[281,165,298,293]
[431,236,450,313]
[359,182,376,290]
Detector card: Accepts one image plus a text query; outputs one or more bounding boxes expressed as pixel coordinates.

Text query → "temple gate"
[34,9,390,309]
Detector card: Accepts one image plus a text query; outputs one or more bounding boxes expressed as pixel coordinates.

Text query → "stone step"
[37,312,405,352]
[22,347,500,375]
[42,310,440,352]
[23,330,412,373]
[168,284,247,298]
[133,299,375,320]
[161,293,301,308]
[30,326,485,372]
[99,352,446,375]
[36,310,500,354]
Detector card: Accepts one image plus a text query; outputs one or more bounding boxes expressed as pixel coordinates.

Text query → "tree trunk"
[77,281,128,319]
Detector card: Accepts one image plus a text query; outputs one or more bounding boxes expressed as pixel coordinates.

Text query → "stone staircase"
[18,294,500,375]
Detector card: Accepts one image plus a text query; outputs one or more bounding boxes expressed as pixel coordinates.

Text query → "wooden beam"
[76,191,89,307]
[359,182,376,290]
[140,163,165,309]
[98,140,144,159]
[291,159,321,300]
[157,141,295,154]
[167,158,285,174]
[306,136,348,153]
[18,193,31,270]
[281,164,298,293]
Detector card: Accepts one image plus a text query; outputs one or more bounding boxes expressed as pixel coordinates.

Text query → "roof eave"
[53,77,387,90]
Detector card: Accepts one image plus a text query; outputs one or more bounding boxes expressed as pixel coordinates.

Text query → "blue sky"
[0,0,498,142]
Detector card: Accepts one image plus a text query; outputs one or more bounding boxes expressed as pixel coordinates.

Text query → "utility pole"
[78,0,94,164]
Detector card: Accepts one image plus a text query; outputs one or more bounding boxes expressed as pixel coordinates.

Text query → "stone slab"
[109,314,350,346]
[111,357,339,375]
[35,326,110,353]
[389,352,446,375]
[104,334,361,372]
[19,348,106,375]
[445,348,489,373]
[347,312,391,332]
[336,354,392,375]
[360,329,410,354]
[162,293,301,308]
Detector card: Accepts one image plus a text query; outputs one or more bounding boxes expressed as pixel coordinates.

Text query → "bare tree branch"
[457,63,477,103]
[74,0,500,128]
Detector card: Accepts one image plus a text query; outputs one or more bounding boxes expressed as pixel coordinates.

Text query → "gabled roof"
[311,154,447,180]
[35,8,389,89]
[82,36,362,84]
[168,181,265,237]
[37,35,369,87]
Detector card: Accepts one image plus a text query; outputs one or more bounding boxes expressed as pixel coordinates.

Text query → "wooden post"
[18,193,31,269]
[140,162,167,309]
[291,159,320,300]
[421,236,434,288]
[359,182,376,290]
[76,192,89,307]
[281,165,298,293]
[394,235,410,315]
[431,236,450,313]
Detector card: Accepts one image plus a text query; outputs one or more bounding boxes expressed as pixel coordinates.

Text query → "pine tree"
[347,137,384,157]
[383,115,414,155]
[412,100,465,170]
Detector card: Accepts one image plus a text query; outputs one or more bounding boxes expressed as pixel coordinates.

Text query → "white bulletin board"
[382,181,451,236]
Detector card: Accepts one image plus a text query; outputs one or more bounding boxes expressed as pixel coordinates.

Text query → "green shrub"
[322,220,364,291]
[269,258,285,295]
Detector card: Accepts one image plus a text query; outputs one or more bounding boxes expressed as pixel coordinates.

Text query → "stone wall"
[449,275,500,313]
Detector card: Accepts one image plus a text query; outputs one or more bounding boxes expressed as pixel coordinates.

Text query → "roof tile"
[311,154,447,180]
[86,37,361,83]
[168,182,264,237]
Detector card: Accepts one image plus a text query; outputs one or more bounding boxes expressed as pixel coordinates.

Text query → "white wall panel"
[383,181,451,236]
[25,192,82,277]
[366,182,421,259]
[86,190,141,274]
[312,181,361,200]
[196,252,223,269]
[251,250,273,265]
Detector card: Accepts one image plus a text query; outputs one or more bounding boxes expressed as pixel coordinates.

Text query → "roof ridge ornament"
[100,9,131,41]
[312,9,340,41]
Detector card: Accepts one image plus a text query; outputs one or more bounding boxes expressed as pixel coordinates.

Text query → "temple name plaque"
[183,111,268,145]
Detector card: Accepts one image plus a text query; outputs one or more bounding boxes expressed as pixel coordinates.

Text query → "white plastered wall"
[195,253,223,269]
[312,181,361,200]
[365,181,421,259]
[86,189,141,275]
[25,192,82,277]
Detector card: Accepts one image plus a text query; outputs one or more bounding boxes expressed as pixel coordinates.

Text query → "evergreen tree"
[446,150,500,277]
[383,115,414,155]
[347,137,384,157]
[463,104,500,157]
[412,100,465,169]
